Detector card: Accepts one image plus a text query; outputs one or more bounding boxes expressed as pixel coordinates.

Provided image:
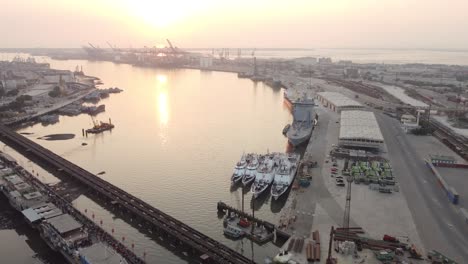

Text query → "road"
[289,107,355,236]
[376,113,468,262]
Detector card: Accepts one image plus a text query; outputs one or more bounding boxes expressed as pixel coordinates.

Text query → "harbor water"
[0,57,293,263]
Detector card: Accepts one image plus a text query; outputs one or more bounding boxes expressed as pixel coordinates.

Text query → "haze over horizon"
[1,0,468,50]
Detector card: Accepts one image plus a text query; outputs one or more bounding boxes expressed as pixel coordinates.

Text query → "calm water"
[1,57,293,263]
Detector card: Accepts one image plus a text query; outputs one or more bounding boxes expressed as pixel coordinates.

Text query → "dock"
[217,201,291,242]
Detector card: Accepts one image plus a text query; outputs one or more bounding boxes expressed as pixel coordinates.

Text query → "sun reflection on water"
[156,74,169,144]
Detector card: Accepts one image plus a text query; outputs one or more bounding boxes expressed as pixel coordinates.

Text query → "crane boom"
[88,43,97,49]
[166,39,177,53]
[106,41,115,51]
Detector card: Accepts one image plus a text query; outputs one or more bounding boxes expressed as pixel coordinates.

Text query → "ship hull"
[287,128,312,147]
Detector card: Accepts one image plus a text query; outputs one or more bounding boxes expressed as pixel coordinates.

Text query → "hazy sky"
[1,0,468,49]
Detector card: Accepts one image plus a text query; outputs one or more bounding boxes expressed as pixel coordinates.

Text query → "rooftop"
[317,92,363,108]
[23,191,42,200]
[47,214,83,234]
[30,202,63,219]
[379,84,428,108]
[22,208,43,223]
[5,174,23,185]
[339,110,384,142]
[79,242,128,264]
[429,154,456,161]
[14,182,32,192]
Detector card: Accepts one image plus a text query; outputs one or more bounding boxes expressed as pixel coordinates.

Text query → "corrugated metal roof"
[317,92,363,108]
[339,110,384,142]
[22,208,42,223]
[47,214,82,234]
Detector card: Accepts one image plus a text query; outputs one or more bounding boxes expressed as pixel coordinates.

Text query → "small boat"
[242,154,260,186]
[223,224,245,239]
[231,154,247,184]
[251,155,276,198]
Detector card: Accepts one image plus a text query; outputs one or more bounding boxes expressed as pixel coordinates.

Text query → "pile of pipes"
[306,230,321,262]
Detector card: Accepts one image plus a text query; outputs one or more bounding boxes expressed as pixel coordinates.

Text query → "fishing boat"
[231,154,247,184]
[242,154,260,186]
[271,153,300,200]
[251,154,276,198]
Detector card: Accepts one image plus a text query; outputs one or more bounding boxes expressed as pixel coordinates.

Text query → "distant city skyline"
[1,0,468,49]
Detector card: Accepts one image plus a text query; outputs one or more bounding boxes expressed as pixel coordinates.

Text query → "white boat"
[242,154,260,186]
[251,155,276,198]
[271,153,300,200]
[231,154,247,184]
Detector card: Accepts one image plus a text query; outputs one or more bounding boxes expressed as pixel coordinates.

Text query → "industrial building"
[316,92,364,113]
[339,110,384,149]
[401,113,421,133]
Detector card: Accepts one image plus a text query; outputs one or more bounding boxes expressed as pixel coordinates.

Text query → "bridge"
[0,124,255,264]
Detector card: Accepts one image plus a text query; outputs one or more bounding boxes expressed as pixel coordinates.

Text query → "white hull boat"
[251,155,276,198]
[231,155,247,184]
[242,154,260,186]
[271,153,300,200]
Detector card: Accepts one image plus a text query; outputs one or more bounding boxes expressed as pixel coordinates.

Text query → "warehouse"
[339,110,384,149]
[316,92,364,112]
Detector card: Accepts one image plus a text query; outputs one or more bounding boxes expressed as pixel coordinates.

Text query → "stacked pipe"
[306,242,314,261]
[314,244,321,261]
[334,229,407,251]
[287,238,295,252]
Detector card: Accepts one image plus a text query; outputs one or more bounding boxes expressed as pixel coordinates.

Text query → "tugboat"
[86,118,114,134]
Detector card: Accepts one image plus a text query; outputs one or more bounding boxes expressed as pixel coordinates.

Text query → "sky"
[1,0,468,49]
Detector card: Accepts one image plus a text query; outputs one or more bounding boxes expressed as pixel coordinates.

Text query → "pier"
[217,201,291,241]
[0,123,254,264]
[8,163,145,264]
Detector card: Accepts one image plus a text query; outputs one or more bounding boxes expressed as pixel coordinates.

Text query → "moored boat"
[231,154,247,184]
[251,155,276,198]
[242,154,260,186]
[271,153,300,200]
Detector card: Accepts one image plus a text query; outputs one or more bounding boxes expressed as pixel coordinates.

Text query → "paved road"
[292,107,355,236]
[376,113,468,262]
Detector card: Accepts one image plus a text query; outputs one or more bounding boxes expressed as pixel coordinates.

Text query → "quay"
[0,123,254,264]
[0,154,144,263]
[217,201,291,242]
